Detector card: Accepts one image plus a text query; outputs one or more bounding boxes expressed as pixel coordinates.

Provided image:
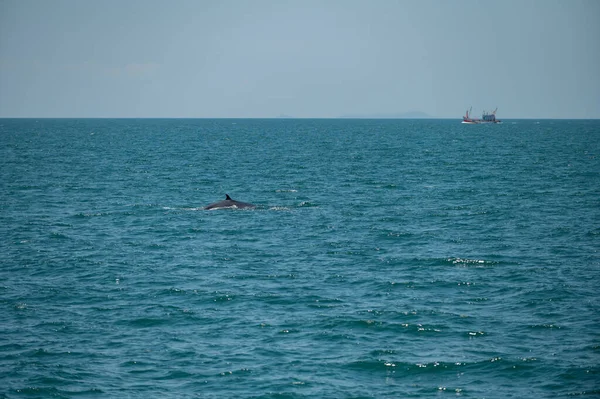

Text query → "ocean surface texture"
[1,118,599,398]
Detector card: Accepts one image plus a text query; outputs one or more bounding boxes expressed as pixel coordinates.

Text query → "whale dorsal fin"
[225,194,232,200]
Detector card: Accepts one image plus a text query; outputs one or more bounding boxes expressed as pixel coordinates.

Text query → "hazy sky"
[1,0,598,118]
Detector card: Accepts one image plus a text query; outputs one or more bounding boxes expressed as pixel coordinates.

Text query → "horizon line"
[1,116,599,120]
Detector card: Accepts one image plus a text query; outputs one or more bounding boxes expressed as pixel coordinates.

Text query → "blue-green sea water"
[1,118,599,398]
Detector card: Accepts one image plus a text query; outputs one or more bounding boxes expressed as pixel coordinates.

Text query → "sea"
[1,118,599,398]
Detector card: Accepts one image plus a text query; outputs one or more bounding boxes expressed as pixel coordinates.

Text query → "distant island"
[340,111,432,119]
[273,112,434,119]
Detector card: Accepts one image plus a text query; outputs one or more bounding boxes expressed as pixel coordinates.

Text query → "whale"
[204,194,256,210]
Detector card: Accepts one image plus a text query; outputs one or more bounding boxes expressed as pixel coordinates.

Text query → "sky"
[0,0,598,119]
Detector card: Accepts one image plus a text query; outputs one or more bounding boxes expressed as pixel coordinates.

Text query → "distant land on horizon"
[339,111,433,119]
[276,111,435,119]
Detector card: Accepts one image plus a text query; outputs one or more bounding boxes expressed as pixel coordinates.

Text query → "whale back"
[204,194,256,210]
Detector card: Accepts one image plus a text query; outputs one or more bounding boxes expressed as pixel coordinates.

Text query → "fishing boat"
[462,107,501,124]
